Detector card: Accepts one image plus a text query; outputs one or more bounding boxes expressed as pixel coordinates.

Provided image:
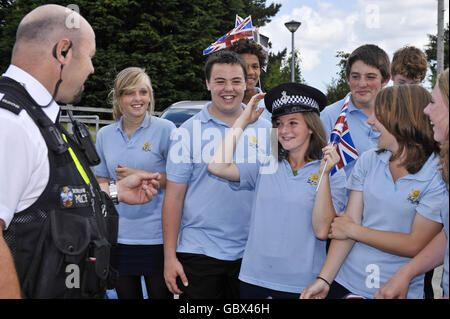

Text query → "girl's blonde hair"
[109,67,154,121]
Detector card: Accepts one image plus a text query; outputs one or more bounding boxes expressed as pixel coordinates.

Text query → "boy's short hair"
[391,46,428,82]
[205,50,247,82]
[345,44,391,82]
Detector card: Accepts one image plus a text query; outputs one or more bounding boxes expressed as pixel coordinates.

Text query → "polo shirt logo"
[407,189,421,204]
[142,141,151,152]
[249,136,258,149]
[307,173,319,185]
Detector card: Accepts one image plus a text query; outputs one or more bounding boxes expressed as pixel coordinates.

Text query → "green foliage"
[425,23,449,86]
[325,51,350,104]
[0,0,280,115]
[260,48,304,92]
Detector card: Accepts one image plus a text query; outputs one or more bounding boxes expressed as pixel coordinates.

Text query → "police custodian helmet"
[264,82,328,118]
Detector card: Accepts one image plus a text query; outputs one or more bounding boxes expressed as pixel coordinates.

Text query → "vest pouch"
[22,210,91,298]
[80,239,110,298]
[50,210,91,258]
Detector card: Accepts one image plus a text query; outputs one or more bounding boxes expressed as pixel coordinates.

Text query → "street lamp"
[284,20,301,82]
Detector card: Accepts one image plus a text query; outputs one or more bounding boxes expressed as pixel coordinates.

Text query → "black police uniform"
[0,76,118,298]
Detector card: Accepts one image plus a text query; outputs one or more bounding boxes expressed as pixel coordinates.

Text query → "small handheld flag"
[329,94,359,175]
[316,94,358,191]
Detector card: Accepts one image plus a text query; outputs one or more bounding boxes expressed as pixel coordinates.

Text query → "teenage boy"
[391,46,428,86]
[321,44,391,178]
[162,50,271,299]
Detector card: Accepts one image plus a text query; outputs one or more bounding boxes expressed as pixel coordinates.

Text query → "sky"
[259,0,449,92]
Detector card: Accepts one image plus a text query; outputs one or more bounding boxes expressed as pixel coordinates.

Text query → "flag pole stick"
[316,160,328,192]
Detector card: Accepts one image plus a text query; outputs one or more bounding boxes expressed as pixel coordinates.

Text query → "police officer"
[0,4,160,299]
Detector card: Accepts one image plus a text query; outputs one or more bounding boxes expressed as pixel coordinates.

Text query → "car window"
[161,108,202,127]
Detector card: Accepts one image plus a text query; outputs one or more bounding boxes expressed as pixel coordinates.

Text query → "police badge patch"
[60,186,74,208]
[60,185,90,208]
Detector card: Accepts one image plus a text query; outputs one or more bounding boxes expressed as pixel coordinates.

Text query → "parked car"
[159,100,208,127]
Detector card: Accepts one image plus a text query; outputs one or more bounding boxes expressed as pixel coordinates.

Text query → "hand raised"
[239,93,266,126]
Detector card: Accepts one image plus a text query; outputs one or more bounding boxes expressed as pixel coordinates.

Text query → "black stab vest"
[0,77,118,298]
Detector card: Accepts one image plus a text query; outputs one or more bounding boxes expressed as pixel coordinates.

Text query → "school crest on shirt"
[249,136,258,149]
[407,189,421,204]
[307,173,319,186]
[142,141,151,152]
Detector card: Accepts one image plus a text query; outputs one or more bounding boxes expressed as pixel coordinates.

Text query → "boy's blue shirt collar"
[200,101,246,127]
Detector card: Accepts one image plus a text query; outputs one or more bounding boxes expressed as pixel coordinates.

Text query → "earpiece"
[52,40,73,59]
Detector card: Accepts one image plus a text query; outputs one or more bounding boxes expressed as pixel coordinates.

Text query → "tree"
[424,23,449,86]
[242,0,280,27]
[325,51,349,104]
[0,0,280,115]
[260,48,303,92]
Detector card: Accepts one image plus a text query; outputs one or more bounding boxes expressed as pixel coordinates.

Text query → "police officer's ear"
[52,40,73,61]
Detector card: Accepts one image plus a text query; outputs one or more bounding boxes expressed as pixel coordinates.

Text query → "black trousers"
[424,269,434,299]
[239,280,300,299]
[176,252,242,299]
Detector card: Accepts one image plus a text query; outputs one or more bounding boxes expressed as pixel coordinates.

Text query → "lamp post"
[284,20,301,82]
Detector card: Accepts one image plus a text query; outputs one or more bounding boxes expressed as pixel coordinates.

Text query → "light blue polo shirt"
[441,189,449,297]
[232,157,346,293]
[254,87,272,122]
[320,94,379,178]
[94,114,175,244]
[335,149,446,299]
[166,102,272,261]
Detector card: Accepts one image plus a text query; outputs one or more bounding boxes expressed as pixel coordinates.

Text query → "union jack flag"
[203,15,254,55]
[330,94,359,175]
[235,14,244,27]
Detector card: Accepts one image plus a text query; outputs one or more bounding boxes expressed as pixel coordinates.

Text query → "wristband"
[108,180,118,205]
[316,276,331,287]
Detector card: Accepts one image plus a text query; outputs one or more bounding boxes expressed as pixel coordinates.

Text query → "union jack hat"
[265,82,328,117]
